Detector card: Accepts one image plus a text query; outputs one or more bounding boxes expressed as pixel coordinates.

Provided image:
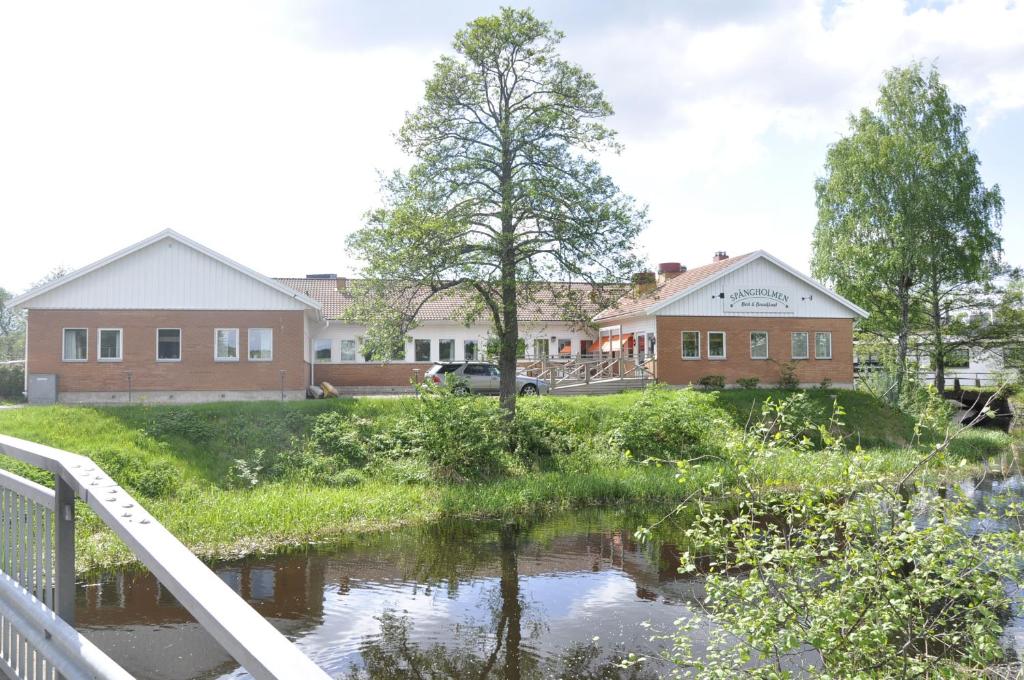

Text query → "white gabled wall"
[24,237,309,311]
[655,257,857,319]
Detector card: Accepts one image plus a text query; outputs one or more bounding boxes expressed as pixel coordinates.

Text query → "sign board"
[726,288,792,313]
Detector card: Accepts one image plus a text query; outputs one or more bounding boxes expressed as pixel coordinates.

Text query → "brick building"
[11,231,866,403]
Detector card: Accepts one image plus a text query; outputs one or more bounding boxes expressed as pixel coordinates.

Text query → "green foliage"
[0,287,25,362]
[736,377,760,389]
[609,386,733,462]
[813,63,1003,403]
[90,448,178,499]
[776,360,799,389]
[696,375,725,390]
[630,393,1023,678]
[0,363,23,399]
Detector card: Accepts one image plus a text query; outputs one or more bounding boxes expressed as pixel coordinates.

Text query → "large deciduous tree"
[346,7,646,414]
[813,63,1003,402]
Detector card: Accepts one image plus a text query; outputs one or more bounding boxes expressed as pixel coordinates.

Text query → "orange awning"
[590,335,622,352]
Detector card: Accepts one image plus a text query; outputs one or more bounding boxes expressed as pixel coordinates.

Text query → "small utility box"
[27,374,57,405]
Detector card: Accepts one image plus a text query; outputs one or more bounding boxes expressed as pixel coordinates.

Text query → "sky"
[1,0,1022,293]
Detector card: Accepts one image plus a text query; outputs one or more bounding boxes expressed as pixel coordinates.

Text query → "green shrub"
[777,361,799,389]
[142,408,215,443]
[0,364,24,399]
[91,448,178,498]
[697,375,725,390]
[306,412,369,465]
[736,377,759,389]
[609,386,735,461]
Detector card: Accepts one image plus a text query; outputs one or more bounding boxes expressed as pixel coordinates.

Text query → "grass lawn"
[0,389,1014,571]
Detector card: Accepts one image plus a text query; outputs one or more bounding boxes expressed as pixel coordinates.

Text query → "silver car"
[425,362,549,396]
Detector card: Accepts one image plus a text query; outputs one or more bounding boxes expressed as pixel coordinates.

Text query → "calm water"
[76,477,1024,679]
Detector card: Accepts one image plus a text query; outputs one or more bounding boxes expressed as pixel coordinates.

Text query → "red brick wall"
[313,363,434,387]
[27,309,308,393]
[655,316,854,386]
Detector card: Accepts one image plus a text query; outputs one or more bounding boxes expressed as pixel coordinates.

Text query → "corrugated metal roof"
[593,253,755,322]
[274,277,618,322]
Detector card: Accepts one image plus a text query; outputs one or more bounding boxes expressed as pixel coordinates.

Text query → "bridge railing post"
[54,474,75,625]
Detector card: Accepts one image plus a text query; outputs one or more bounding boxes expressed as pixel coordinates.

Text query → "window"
[557,338,572,357]
[750,331,768,360]
[248,328,273,361]
[815,332,832,360]
[533,338,550,359]
[464,363,488,376]
[339,340,357,362]
[98,328,122,361]
[157,328,181,361]
[314,339,332,363]
[946,347,970,369]
[215,328,239,361]
[62,329,87,362]
[791,332,809,360]
[414,339,431,362]
[681,331,700,359]
[708,331,726,359]
[439,339,455,361]
[464,340,477,361]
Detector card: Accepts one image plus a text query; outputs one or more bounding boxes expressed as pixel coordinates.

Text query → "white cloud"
[0,0,1021,291]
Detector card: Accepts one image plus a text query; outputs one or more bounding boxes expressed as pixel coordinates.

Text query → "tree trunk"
[894,282,912,408]
[928,279,945,393]
[497,100,518,416]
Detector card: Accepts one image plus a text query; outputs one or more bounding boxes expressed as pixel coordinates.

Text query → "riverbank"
[0,389,1015,571]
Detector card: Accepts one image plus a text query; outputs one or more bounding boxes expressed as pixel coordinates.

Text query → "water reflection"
[77,512,702,679]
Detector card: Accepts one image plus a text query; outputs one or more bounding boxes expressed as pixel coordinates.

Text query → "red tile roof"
[274,277,619,323]
[592,253,755,322]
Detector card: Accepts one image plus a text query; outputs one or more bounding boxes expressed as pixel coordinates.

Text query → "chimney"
[631,271,656,295]
[336,277,347,292]
[657,262,685,284]
[713,251,728,262]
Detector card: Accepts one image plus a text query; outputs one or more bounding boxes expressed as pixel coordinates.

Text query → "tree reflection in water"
[348,524,657,680]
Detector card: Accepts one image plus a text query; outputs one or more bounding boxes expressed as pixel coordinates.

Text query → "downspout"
[22,310,28,397]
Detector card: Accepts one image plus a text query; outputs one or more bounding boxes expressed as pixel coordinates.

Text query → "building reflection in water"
[77,513,703,680]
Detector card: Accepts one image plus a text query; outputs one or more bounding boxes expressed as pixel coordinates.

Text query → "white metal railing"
[0,434,331,680]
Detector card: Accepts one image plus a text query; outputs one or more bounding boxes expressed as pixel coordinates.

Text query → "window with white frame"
[414,339,431,362]
[62,328,87,361]
[533,338,550,359]
[750,331,768,360]
[98,328,122,361]
[339,340,357,362]
[215,328,239,361]
[815,332,832,360]
[248,328,273,361]
[708,331,726,359]
[681,331,700,359]
[464,340,477,361]
[314,339,332,363]
[557,338,572,357]
[157,328,181,361]
[439,339,455,362]
[791,332,809,359]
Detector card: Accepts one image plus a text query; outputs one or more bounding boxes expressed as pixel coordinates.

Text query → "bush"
[0,363,24,400]
[143,408,215,443]
[609,385,735,461]
[736,377,759,389]
[777,361,799,389]
[91,448,178,498]
[697,375,725,390]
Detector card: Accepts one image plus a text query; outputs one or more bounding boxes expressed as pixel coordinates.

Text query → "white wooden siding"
[25,237,309,310]
[655,257,856,319]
